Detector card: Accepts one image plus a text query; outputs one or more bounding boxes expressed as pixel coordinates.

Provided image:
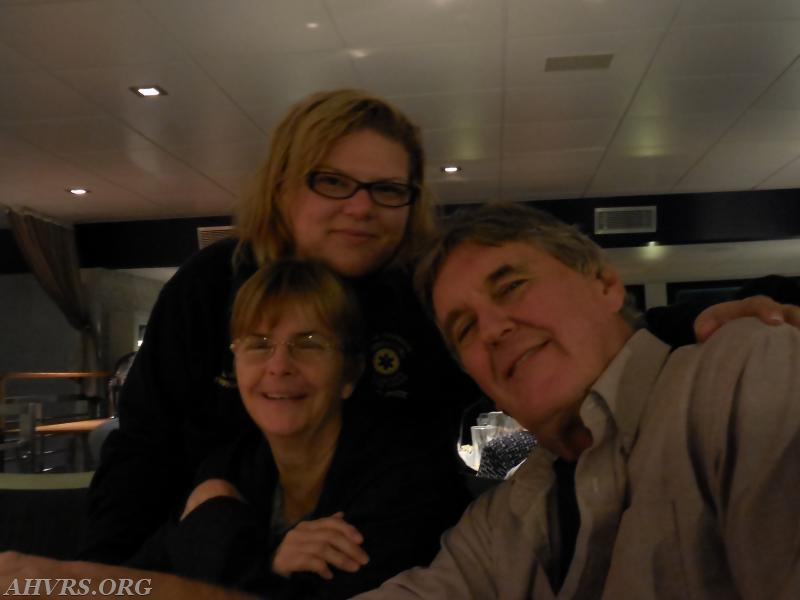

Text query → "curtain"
[7,207,100,393]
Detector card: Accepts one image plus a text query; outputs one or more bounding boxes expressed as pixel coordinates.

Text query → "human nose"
[265,343,296,374]
[342,187,374,217]
[478,305,514,345]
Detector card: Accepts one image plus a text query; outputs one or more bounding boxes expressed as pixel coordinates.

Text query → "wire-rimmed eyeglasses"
[230,333,340,364]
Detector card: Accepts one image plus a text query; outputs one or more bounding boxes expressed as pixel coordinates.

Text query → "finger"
[294,516,364,544]
[285,530,369,566]
[694,296,784,342]
[784,305,800,328]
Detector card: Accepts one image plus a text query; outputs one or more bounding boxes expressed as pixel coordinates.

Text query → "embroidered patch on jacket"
[369,333,410,396]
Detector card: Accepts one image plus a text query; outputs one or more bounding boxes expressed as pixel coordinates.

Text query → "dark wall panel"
[75,216,232,269]
[2,189,799,274]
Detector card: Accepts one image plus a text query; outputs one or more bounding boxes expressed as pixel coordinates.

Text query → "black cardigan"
[127,400,471,599]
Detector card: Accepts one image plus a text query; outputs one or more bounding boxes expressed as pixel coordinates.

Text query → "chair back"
[0,402,42,472]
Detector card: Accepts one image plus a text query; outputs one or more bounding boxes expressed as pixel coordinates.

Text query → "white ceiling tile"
[507,30,662,88]
[140,0,340,57]
[0,71,103,122]
[676,140,800,192]
[726,109,800,142]
[7,116,155,155]
[508,0,680,38]
[71,147,233,204]
[501,149,603,198]
[169,139,268,194]
[328,0,503,47]
[59,61,263,148]
[0,149,99,185]
[588,150,701,195]
[756,62,800,110]
[674,0,800,26]
[198,50,360,110]
[351,42,502,96]
[501,166,591,200]
[146,192,237,218]
[502,149,605,178]
[505,83,636,122]
[423,126,500,161]
[0,129,37,156]
[609,112,737,151]
[758,154,800,190]
[649,22,800,78]
[387,90,503,130]
[0,42,37,73]
[0,0,182,70]
[503,119,617,155]
[628,75,774,117]
[430,178,499,205]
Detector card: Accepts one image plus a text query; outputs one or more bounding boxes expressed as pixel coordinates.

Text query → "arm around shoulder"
[701,320,800,599]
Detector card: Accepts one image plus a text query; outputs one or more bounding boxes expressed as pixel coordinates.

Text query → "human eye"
[312,172,355,197]
[372,182,408,196]
[498,278,527,298]
[371,181,411,205]
[245,335,273,354]
[453,317,477,347]
[293,333,329,353]
[317,172,348,186]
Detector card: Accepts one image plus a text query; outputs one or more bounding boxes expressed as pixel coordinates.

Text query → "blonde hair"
[231,259,365,379]
[235,89,436,270]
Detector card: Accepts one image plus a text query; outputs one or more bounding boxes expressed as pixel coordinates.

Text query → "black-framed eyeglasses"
[306,171,418,208]
[230,333,340,365]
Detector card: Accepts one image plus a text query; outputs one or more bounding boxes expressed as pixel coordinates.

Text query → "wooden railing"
[0,372,111,405]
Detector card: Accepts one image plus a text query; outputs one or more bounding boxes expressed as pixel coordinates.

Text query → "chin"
[327,255,388,278]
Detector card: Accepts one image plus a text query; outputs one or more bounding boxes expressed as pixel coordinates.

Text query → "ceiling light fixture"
[131,85,167,97]
[441,165,461,174]
[68,188,90,196]
[306,22,319,29]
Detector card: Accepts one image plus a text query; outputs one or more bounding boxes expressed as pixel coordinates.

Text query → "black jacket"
[127,401,471,599]
[82,238,478,563]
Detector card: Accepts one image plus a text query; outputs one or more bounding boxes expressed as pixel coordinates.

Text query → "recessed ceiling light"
[68,188,90,196]
[349,49,369,59]
[306,22,319,29]
[131,85,167,97]
[441,165,461,174]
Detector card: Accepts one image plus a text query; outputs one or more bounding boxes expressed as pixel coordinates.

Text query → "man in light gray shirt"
[355,203,800,599]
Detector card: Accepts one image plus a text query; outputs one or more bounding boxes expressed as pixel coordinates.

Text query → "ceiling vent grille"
[594,206,657,235]
[197,225,234,249]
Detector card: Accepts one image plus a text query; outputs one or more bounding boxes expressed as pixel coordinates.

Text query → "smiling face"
[432,241,631,452]
[286,129,412,278]
[233,304,356,442]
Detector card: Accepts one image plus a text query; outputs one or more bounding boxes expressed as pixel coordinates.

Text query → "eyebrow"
[316,165,408,184]
[438,261,525,343]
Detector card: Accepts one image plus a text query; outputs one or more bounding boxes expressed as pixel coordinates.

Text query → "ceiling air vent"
[594,206,657,235]
[197,225,234,249]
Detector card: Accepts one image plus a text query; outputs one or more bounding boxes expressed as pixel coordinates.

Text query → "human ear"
[596,265,626,312]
